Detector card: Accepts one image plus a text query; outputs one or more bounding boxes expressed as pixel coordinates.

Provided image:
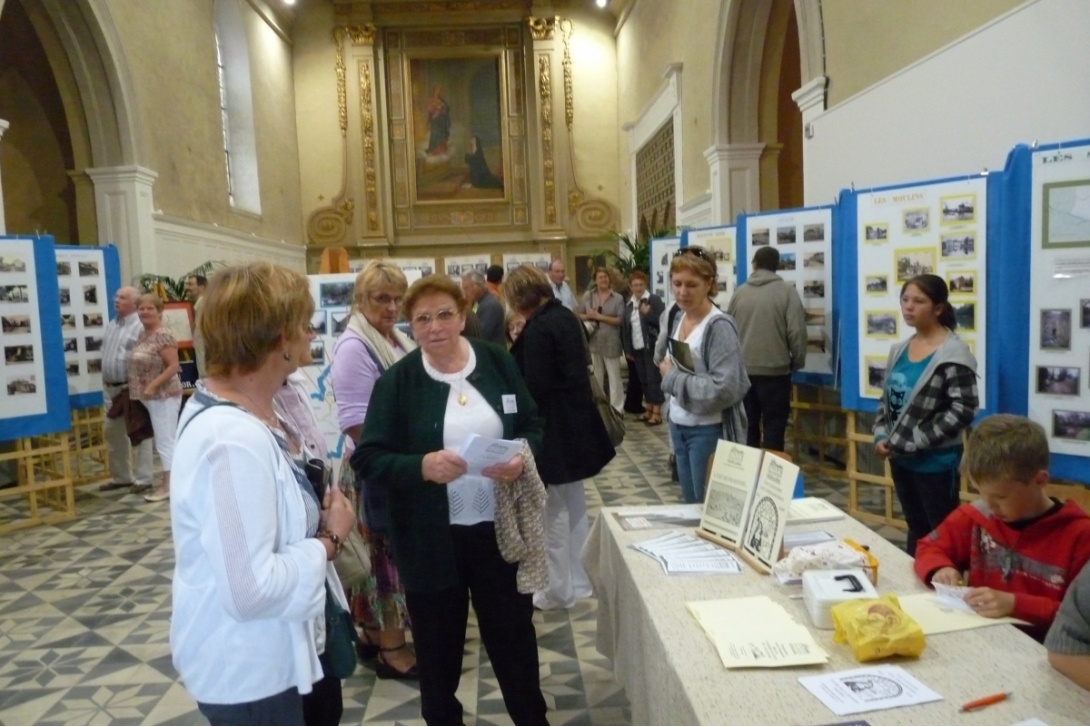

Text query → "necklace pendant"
[458,393,468,406]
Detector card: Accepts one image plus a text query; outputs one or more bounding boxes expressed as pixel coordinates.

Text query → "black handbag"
[588,367,625,447]
[324,586,359,679]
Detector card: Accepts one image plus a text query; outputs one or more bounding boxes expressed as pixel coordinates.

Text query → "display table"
[583,505,1090,725]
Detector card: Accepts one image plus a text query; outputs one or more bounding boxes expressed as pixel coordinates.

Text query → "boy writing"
[914,414,1090,639]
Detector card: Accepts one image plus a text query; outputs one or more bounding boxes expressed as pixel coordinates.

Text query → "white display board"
[502,252,552,275]
[444,254,490,280]
[0,238,48,418]
[55,248,108,398]
[649,236,682,308]
[1027,147,1090,455]
[855,177,988,402]
[350,256,436,285]
[742,209,833,377]
[686,225,737,304]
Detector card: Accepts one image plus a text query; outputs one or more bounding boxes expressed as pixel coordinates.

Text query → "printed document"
[456,433,522,476]
[798,665,942,716]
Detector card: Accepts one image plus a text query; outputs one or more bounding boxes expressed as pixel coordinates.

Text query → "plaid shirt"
[874,360,978,456]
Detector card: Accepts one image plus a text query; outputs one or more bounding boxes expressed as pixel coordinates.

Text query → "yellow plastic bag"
[831,594,926,662]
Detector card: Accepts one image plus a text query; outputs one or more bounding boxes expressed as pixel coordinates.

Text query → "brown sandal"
[645,414,663,426]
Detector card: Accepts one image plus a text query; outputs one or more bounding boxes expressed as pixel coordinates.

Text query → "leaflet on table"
[667,338,696,373]
[456,433,522,475]
[788,497,847,524]
[896,592,1030,635]
[782,529,837,551]
[687,595,828,668]
[700,441,763,543]
[798,665,942,716]
[630,531,742,575]
[612,504,704,530]
[740,453,801,570]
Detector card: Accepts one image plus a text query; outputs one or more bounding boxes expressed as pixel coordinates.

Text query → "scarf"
[345,309,416,370]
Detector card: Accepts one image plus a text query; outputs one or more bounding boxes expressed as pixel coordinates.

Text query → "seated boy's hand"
[931,567,962,586]
[966,587,1015,618]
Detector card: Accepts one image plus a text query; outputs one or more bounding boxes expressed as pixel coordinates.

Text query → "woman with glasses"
[578,266,625,412]
[657,247,750,504]
[329,261,419,680]
[352,275,547,726]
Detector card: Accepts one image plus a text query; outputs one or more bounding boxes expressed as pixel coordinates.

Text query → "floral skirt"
[338,457,410,631]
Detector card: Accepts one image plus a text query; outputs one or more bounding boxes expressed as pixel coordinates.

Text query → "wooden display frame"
[0,431,75,534]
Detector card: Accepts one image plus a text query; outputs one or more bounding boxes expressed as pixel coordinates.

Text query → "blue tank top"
[887,349,961,473]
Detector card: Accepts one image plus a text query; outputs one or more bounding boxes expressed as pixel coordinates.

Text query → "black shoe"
[374,645,419,680]
[668,454,679,482]
[355,628,379,662]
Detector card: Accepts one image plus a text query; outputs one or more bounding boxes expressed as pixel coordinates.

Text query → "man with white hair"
[98,286,154,493]
[548,259,577,311]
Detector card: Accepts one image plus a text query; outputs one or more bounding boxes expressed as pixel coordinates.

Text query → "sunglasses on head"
[674,246,712,262]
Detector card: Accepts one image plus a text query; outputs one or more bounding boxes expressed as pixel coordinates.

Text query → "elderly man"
[98,286,154,493]
[462,270,506,346]
[186,274,207,376]
[548,259,577,311]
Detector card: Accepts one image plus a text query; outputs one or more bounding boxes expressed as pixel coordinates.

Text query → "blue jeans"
[669,423,722,504]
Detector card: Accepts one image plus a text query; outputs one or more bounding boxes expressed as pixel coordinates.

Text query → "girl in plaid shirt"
[874,274,978,555]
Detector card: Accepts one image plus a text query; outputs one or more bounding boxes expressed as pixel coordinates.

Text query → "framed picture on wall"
[408,54,508,203]
[1042,179,1090,249]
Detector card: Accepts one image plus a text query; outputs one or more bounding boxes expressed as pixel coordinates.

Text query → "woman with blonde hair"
[171,262,356,724]
[129,293,183,503]
[330,260,419,679]
[578,266,625,412]
[657,247,749,504]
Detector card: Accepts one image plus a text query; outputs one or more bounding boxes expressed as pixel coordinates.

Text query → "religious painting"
[409,55,507,203]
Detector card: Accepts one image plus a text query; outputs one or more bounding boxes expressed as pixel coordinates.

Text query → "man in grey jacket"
[727,246,807,450]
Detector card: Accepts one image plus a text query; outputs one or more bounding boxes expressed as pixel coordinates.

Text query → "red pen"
[959,691,1011,712]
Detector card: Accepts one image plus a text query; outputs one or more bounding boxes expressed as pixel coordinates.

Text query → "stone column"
[792,76,828,206]
[0,119,9,234]
[704,142,765,222]
[85,166,158,283]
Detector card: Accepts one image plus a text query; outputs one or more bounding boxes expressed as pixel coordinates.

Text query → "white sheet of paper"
[787,497,847,524]
[687,596,828,668]
[456,433,522,475]
[897,592,1030,634]
[933,582,974,614]
[798,665,942,716]
[783,530,837,550]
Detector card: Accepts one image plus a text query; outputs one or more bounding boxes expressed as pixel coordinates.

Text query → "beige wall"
[105,0,303,245]
[822,0,1023,106]
[615,0,720,228]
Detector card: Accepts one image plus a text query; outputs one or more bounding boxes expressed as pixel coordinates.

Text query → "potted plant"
[136,261,222,301]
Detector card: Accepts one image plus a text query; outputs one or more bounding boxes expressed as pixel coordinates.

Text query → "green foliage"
[136,260,223,301]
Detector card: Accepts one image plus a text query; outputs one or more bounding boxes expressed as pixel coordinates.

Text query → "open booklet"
[697,440,801,573]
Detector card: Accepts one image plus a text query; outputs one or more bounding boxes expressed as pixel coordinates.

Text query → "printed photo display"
[855,178,988,401]
[686,226,737,302]
[56,248,109,399]
[0,239,48,419]
[743,208,834,377]
[1027,149,1090,455]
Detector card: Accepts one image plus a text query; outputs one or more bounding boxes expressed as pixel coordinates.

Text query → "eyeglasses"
[674,246,712,262]
[410,309,458,328]
[369,293,403,307]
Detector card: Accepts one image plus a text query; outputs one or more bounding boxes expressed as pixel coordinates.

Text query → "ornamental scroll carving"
[539,54,556,226]
[527,16,557,41]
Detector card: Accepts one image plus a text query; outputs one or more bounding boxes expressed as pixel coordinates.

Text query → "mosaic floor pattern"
[0,416,905,726]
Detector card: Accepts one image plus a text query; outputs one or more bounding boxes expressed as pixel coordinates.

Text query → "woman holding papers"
[352,275,547,726]
[506,264,616,611]
[658,247,750,504]
[329,261,418,679]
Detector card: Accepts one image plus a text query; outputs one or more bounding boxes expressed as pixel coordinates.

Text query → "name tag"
[502,394,517,414]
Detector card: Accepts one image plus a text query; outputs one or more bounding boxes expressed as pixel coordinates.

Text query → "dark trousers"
[302,650,343,726]
[743,374,792,450]
[889,459,962,556]
[405,523,547,726]
[199,688,303,726]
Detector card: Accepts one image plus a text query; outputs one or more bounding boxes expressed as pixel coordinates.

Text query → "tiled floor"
[0,417,906,726]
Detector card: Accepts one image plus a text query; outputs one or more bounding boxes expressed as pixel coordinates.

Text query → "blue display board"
[0,235,71,440]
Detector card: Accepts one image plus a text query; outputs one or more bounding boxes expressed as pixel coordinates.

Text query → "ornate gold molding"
[347,23,376,46]
[307,198,356,245]
[359,60,379,233]
[527,16,557,41]
[332,30,349,136]
[560,19,573,131]
[539,54,556,226]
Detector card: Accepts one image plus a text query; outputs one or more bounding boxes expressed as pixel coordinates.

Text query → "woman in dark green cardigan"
[352,275,548,726]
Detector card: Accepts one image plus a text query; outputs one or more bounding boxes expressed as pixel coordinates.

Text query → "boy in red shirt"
[914,414,1090,639]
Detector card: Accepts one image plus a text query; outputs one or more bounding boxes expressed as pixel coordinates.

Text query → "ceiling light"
[596,0,607,7]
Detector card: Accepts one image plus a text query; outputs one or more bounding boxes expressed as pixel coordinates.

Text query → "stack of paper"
[613,505,703,531]
[630,532,742,575]
[788,497,847,524]
[687,595,829,668]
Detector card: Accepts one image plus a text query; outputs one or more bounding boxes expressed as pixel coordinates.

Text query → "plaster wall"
[615,0,719,226]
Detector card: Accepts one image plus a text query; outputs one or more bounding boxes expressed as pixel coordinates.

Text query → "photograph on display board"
[59,287,70,306]
[903,208,930,233]
[85,336,103,352]
[320,282,354,308]
[6,374,37,395]
[1040,309,1072,350]
[61,313,75,329]
[1052,410,1090,442]
[65,361,79,377]
[0,256,27,272]
[940,232,976,260]
[310,311,328,336]
[1037,366,1080,396]
[803,252,825,269]
[865,275,888,294]
[776,226,796,244]
[1,284,29,302]
[78,261,99,277]
[1080,299,1090,328]
[802,280,825,300]
[751,228,770,246]
[4,345,34,364]
[865,356,888,396]
[947,270,976,295]
[804,308,826,327]
[83,312,103,328]
[803,224,825,242]
[865,311,898,338]
[56,261,71,276]
[1042,179,1090,249]
[1,314,30,333]
[954,301,977,332]
[82,284,97,304]
[778,253,796,271]
[331,309,350,335]
[63,338,76,353]
[864,223,889,242]
[896,247,936,281]
[162,303,195,348]
[87,358,101,374]
[940,194,976,225]
[309,342,326,367]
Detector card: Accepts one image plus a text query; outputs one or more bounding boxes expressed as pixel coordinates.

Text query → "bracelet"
[317,529,343,559]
